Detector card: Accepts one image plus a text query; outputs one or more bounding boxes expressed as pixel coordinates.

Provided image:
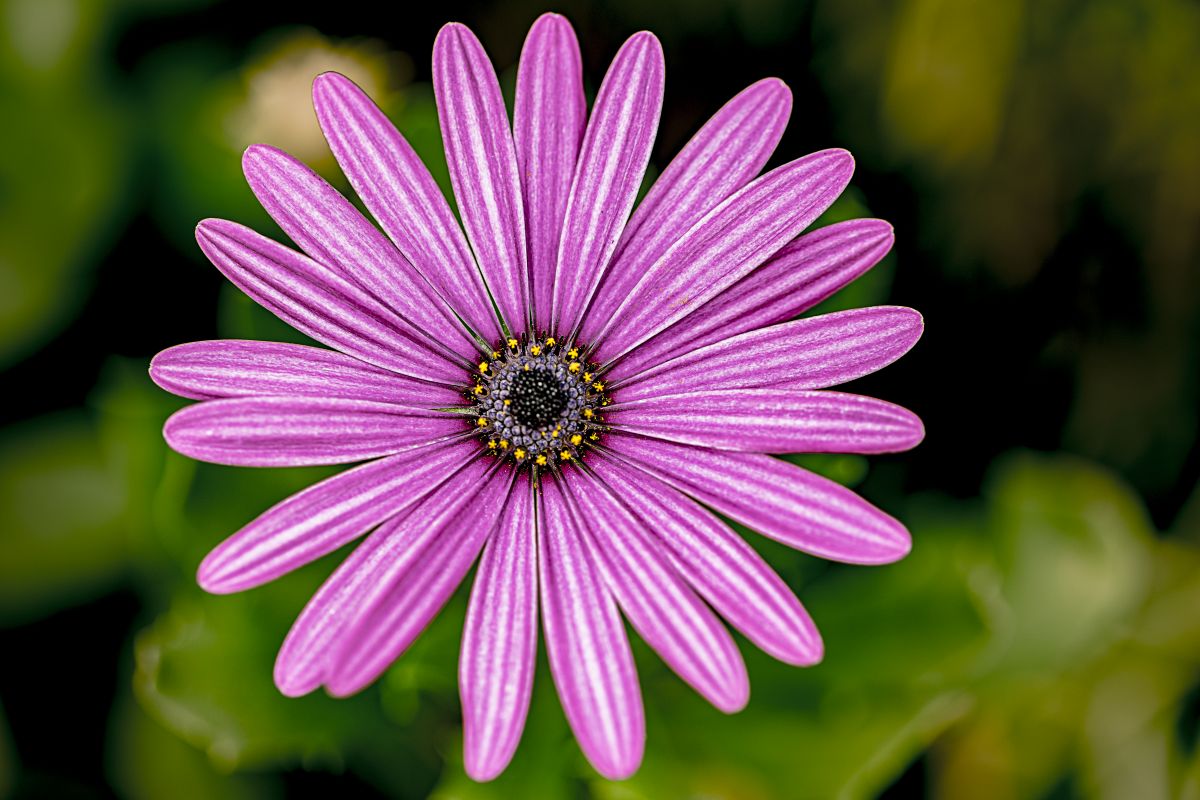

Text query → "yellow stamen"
[491,350,501,358]
[514,448,526,460]
[504,399,511,406]
[479,362,489,373]
[487,440,497,449]
[560,450,572,461]
[570,434,582,446]
[568,348,579,358]
[477,417,488,427]
[530,345,542,355]
[568,362,581,373]
[583,372,592,382]
[589,433,599,441]
[499,439,509,449]
[535,455,547,466]
[583,409,594,419]
[473,385,484,395]
[507,338,518,349]
[592,381,604,391]
[545,337,556,346]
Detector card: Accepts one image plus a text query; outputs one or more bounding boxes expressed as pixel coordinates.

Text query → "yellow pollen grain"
[499,439,509,449]
[473,385,484,395]
[545,337,556,346]
[570,434,582,446]
[592,381,604,391]
[560,450,572,461]
[487,440,497,449]
[504,399,511,406]
[530,345,541,355]
[477,417,488,427]
[568,362,581,373]
[479,362,489,373]
[568,348,579,358]
[491,350,501,358]
[583,372,592,381]
[551,429,559,438]
[589,433,599,441]
[535,455,547,466]
[514,449,526,460]
[523,364,531,371]
[507,338,518,348]
[583,409,594,419]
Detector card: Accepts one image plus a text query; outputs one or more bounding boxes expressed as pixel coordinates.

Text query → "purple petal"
[606,435,912,564]
[590,150,855,362]
[562,470,749,713]
[199,440,474,595]
[539,478,644,780]
[514,13,586,333]
[163,396,463,467]
[550,32,664,337]
[273,457,491,696]
[611,218,893,380]
[242,145,476,356]
[613,306,924,401]
[434,23,529,334]
[150,340,461,406]
[585,78,792,338]
[312,73,501,342]
[195,219,464,384]
[324,467,514,697]
[609,390,924,454]
[460,475,537,781]
[588,456,822,665]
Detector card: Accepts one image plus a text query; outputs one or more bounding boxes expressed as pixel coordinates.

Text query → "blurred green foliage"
[1,0,1198,798]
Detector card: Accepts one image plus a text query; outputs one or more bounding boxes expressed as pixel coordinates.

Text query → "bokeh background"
[2,0,1199,797]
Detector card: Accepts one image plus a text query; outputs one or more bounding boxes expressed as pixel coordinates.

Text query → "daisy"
[151,13,924,781]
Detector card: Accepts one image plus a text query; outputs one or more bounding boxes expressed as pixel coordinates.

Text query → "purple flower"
[151,13,924,781]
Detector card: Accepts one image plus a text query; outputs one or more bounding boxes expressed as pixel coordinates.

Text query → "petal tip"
[196,557,238,595]
[463,752,510,783]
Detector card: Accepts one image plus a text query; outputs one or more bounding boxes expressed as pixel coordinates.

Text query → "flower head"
[151,12,924,781]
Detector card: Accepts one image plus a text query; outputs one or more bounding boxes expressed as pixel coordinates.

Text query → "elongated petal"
[563,470,748,712]
[163,396,463,466]
[515,14,586,332]
[434,23,529,333]
[609,389,924,453]
[242,145,475,356]
[551,32,663,336]
[460,475,537,781]
[592,150,854,362]
[613,307,923,401]
[199,440,474,595]
[589,457,821,665]
[150,340,461,406]
[274,458,490,696]
[585,78,792,340]
[606,435,912,564]
[312,73,501,342]
[325,468,514,696]
[196,219,462,383]
[539,479,644,780]
[611,218,893,380]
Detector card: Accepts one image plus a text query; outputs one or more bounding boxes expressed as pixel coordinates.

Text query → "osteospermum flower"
[151,13,925,780]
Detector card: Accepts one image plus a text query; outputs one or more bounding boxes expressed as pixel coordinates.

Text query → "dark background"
[1,0,1198,797]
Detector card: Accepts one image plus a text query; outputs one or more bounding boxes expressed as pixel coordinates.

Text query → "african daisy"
[151,12,924,781]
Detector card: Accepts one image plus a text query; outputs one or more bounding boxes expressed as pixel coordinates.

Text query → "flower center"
[467,336,609,466]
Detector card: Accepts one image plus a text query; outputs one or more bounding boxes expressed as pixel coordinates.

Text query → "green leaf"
[133,586,399,772]
[986,452,1155,671]
[0,414,130,623]
[108,690,281,800]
